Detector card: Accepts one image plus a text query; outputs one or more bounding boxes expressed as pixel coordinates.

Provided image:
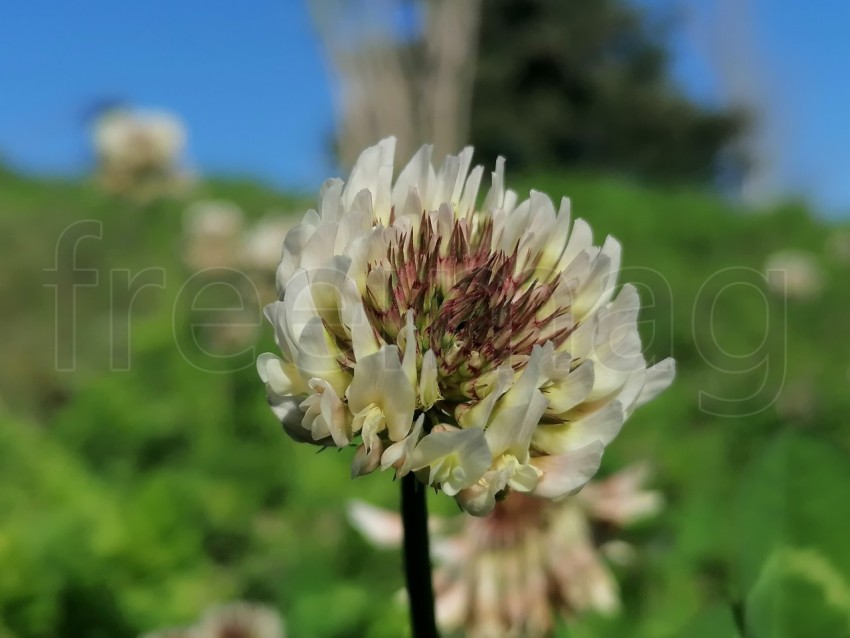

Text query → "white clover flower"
[348,464,663,637]
[195,602,285,638]
[258,138,674,516]
[764,249,825,300]
[142,602,285,638]
[93,108,190,198]
[182,200,245,271]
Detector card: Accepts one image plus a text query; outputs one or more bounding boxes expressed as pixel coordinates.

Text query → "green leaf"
[747,548,850,637]
[736,432,850,637]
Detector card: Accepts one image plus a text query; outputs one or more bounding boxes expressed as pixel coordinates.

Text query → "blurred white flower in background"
[93,108,191,199]
[764,249,825,300]
[241,215,298,272]
[142,602,285,638]
[180,203,298,351]
[182,200,246,271]
[258,137,674,515]
[349,464,663,637]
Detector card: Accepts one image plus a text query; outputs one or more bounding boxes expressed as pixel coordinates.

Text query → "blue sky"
[1,0,849,215]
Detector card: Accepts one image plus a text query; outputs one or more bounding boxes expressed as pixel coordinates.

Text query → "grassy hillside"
[1,166,849,637]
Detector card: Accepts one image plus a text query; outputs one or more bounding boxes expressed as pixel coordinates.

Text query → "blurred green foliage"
[472,0,746,185]
[1,165,849,637]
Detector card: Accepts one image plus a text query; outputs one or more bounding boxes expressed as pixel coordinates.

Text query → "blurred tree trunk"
[310,0,482,167]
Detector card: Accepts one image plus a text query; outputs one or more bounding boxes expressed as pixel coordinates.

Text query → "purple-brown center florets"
[361,212,573,401]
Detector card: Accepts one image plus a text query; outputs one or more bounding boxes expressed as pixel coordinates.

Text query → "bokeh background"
[2,1,850,636]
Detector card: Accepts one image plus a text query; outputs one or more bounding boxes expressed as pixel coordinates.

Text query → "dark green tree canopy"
[471,0,746,184]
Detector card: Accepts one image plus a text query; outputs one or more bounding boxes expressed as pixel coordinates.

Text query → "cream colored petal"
[343,137,396,213]
[458,366,513,429]
[419,349,442,410]
[308,255,351,335]
[319,177,344,222]
[556,217,593,273]
[532,400,624,455]
[432,153,461,211]
[347,500,403,548]
[400,311,418,389]
[449,146,474,206]
[347,346,415,441]
[281,268,318,347]
[351,430,383,478]
[256,353,304,395]
[458,165,483,221]
[635,357,675,408]
[544,360,594,415]
[507,461,540,493]
[482,156,505,212]
[455,481,497,517]
[530,441,604,499]
[536,196,572,276]
[484,346,546,459]
[315,379,351,447]
[295,317,349,397]
[276,219,318,289]
[380,414,424,477]
[348,303,381,362]
[392,144,433,210]
[299,222,339,272]
[410,428,492,492]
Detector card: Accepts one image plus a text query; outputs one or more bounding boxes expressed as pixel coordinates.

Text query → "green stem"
[401,473,438,637]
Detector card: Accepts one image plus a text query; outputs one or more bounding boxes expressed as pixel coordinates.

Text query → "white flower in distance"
[348,464,663,637]
[93,108,190,199]
[258,138,674,515]
[141,601,285,638]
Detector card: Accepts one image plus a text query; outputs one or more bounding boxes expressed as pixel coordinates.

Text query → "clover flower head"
[142,602,285,638]
[349,463,663,637]
[258,138,674,515]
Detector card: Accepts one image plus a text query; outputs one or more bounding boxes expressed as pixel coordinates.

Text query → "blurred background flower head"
[349,464,662,637]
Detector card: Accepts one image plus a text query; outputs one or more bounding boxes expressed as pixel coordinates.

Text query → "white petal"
[276,219,318,288]
[507,462,541,492]
[458,366,513,429]
[556,217,593,273]
[295,317,349,397]
[537,196,572,276]
[316,379,351,447]
[257,353,298,395]
[347,346,416,441]
[351,430,383,478]
[410,428,492,491]
[381,414,424,477]
[458,165,483,220]
[635,358,675,408]
[455,482,496,517]
[545,360,595,415]
[319,177,344,222]
[400,311,418,389]
[347,500,403,548]
[392,144,433,210]
[530,441,604,499]
[418,349,442,409]
[349,303,381,361]
[485,346,546,459]
[532,401,625,455]
[482,156,505,212]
